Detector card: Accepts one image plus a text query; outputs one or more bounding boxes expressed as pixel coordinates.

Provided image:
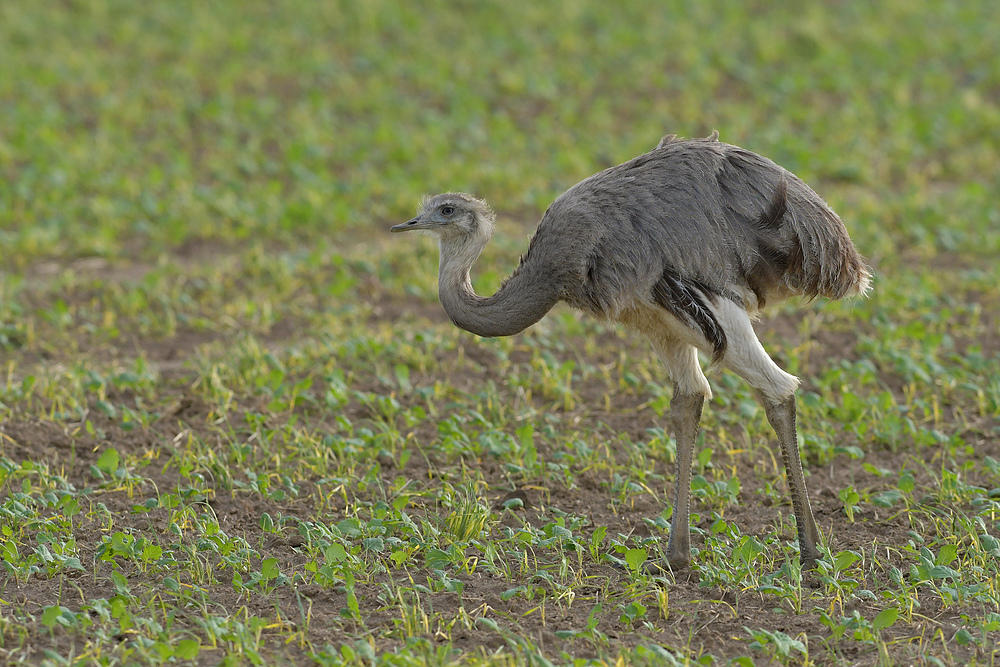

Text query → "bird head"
[391,193,495,244]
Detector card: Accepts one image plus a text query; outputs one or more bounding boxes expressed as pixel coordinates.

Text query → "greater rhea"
[391,132,871,570]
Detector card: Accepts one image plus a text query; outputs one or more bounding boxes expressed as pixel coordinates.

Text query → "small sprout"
[746,627,807,660]
[619,601,647,627]
[839,485,861,521]
[624,547,648,573]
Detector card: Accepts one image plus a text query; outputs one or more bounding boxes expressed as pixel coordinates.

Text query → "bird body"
[392,133,871,570]
[549,133,869,317]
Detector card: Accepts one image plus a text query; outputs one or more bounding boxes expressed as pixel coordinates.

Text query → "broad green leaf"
[96,448,121,474]
[873,608,898,632]
[40,606,61,630]
[261,557,279,580]
[834,550,860,571]
[936,544,959,566]
[625,547,648,572]
[325,544,348,563]
[175,640,200,660]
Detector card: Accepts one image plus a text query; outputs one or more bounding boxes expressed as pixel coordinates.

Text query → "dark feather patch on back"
[651,268,727,364]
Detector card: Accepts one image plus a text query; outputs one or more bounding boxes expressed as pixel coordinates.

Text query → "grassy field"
[2,0,1000,664]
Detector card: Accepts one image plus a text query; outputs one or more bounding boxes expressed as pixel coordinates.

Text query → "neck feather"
[437,236,560,338]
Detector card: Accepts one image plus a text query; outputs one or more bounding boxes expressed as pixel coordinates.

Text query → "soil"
[2,261,999,665]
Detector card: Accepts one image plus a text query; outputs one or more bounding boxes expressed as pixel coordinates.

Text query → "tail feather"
[784,188,872,300]
[719,147,872,304]
[758,178,787,230]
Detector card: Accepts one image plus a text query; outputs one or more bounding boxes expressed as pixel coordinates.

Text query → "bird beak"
[390,216,427,233]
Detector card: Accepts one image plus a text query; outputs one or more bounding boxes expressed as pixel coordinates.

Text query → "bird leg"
[761,393,822,569]
[665,390,703,569]
[702,298,822,569]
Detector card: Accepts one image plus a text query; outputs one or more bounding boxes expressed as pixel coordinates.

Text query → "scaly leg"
[665,390,704,568]
[762,394,822,568]
[641,335,711,571]
[709,298,823,569]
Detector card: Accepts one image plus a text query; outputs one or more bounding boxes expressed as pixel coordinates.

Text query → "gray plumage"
[392,132,871,570]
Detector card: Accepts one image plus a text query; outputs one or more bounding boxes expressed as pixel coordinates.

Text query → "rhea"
[391,132,870,570]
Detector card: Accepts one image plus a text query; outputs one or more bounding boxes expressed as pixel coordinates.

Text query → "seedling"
[746,627,807,663]
[839,485,861,522]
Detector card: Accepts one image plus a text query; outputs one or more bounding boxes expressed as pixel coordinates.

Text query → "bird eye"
[440,205,455,217]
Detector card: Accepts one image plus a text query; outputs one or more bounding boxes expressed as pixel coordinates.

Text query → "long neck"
[437,236,561,338]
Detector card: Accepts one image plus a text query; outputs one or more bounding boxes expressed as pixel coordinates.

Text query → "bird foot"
[645,557,695,580]
[800,545,823,571]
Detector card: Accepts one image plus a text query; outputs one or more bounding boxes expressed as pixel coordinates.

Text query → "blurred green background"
[2,0,998,272]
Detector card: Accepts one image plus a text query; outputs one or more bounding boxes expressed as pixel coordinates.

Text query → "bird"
[391,131,871,570]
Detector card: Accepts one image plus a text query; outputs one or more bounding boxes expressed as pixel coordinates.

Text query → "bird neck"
[437,235,561,338]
